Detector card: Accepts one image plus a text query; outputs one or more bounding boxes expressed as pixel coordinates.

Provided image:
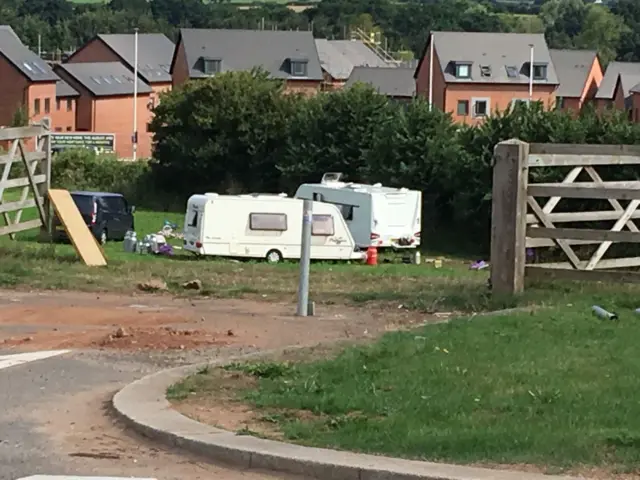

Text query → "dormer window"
[533,63,547,80]
[455,62,471,79]
[290,59,308,77]
[202,58,221,75]
[480,65,491,78]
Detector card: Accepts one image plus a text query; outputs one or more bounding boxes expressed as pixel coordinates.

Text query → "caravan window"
[188,210,198,228]
[250,213,287,231]
[312,214,335,236]
[339,204,354,221]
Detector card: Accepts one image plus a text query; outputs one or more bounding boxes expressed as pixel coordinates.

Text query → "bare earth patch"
[0,289,426,352]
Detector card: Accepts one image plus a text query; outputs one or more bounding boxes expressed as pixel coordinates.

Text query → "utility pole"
[132,28,139,161]
[296,199,312,316]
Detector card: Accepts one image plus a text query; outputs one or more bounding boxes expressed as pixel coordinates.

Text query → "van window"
[312,214,335,236]
[250,213,287,231]
[104,196,126,212]
[71,195,95,214]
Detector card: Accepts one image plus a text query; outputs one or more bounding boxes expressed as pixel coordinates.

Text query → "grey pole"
[297,199,313,316]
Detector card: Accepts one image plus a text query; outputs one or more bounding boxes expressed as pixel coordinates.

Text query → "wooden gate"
[0,121,52,239]
[491,139,640,294]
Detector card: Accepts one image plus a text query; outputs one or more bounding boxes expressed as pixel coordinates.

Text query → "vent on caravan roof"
[321,172,344,183]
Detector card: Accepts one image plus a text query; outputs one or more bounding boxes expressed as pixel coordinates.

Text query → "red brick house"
[415,31,559,124]
[54,79,79,132]
[595,62,640,119]
[550,49,602,113]
[67,33,174,104]
[54,62,153,159]
[170,28,324,95]
[0,25,59,129]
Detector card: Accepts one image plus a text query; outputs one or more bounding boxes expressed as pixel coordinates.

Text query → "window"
[56,99,61,111]
[291,60,308,77]
[146,122,153,132]
[312,214,335,236]
[457,100,469,116]
[511,99,530,109]
[472,98,489,117]
[55,127,62,132]
[44,98,50,114]
[455,63,471,79]
[339,204,354,221]
[532,64,547,80]
[203,58,221,75]
[34,98,40,115]
[505,65,518,78]
[188,210,198,228]
[480,65,491,78]
[67,98,73,111]
[249,213,287,231]
[66,126,72,131]
[556,96,565,110]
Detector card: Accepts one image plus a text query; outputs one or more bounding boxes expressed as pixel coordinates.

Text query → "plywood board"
[48,189,107,267]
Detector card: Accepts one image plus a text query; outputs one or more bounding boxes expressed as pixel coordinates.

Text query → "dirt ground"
[0,289,427,352]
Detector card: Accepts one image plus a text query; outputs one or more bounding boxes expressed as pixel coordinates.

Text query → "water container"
[123,230,137,253]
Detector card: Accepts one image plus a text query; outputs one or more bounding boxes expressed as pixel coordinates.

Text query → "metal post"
[297,199,312,316]
[529,44,534,101]
[132,28,139,161]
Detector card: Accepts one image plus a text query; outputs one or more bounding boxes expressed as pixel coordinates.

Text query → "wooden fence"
[0,121,52,239]
[490,139,640,294]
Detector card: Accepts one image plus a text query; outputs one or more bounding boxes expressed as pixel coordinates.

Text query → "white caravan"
[182,193,366,263]
[295,173,422,249]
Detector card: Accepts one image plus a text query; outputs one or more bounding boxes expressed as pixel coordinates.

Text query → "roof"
[416,31,559,86]
[56,62,152,97]
[0,25,58,82]
[56,79,79,97]
[173,28,323,81]
[315,39,390,80]
[550,49,598,98]
[345,66,416,97]
[95,33,174,83]
[596,61,640,99]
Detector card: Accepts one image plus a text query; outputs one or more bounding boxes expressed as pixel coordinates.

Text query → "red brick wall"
[284,79,321,96]
[51,96,76,132]
[27,82,57,125]
[0,56,28,127]
[68,38,119,64]
[172,40,190,88]
[93,95,153,159]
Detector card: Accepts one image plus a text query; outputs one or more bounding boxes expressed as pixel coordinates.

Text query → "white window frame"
[249,213,287,232]
[471,97,490,118]
[311,214,335,236]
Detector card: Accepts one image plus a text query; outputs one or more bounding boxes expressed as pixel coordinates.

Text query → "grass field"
[171,298,640,473]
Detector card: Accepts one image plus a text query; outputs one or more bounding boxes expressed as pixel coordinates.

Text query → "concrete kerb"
[112,346,584,480]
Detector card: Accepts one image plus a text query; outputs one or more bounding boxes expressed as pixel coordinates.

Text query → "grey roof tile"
[596,61,640,99]
[0,25,58,82]
[56,79,79,97]
[97,33,174,84]
[550,49,598,98]
[345,66,415,97]
[315,39,390,80]
[422,31,559,86]
[56,62,152,97]
[176,28,323,81]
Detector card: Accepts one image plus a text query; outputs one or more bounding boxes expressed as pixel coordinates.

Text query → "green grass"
[175,300,640,472]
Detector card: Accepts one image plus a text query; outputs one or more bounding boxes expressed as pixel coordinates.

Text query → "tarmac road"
[0,348,307,480]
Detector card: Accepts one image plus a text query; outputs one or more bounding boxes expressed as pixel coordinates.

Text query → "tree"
[540,0,587,48]
[611,0,640,61]
[574,4,627,66]
[149,70,298,197]
[10,104,28,127]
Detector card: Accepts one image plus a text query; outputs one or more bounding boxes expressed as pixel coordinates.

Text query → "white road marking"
[18,477,157,480]
[0,350,70,371]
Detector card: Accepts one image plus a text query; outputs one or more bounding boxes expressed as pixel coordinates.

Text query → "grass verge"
[171,298,640,473]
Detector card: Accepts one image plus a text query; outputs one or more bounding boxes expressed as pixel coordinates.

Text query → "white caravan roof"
[304,172,414,195]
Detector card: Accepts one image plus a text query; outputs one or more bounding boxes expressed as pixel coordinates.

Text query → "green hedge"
[53,71,640,253]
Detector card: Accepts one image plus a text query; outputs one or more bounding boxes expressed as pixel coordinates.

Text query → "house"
[170,28,323,95]
[550,49,602,113]
[414,31,559,124]
[54,62,153,159]
[345,66,415,100]
[594,62,640,117]
[54,79,79,132]
[315,39,391,90]
[66,33,174,103]
[0,25,59,128]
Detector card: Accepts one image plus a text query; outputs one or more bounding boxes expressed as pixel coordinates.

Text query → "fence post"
[490,139,529,295]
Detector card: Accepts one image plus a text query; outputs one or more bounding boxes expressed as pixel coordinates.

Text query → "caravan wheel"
[266,249,283,264]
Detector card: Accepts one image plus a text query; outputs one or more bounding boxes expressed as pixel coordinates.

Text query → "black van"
[53,191,135,245]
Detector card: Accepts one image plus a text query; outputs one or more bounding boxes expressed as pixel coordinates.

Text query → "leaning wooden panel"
[47,189,107,267]
[526,265,640,284]
[528,143,640,157]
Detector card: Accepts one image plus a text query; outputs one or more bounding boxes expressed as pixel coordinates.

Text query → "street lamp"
[132,28,139,161]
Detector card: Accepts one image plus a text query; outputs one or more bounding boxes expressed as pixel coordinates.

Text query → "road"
[0,347,307,480]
